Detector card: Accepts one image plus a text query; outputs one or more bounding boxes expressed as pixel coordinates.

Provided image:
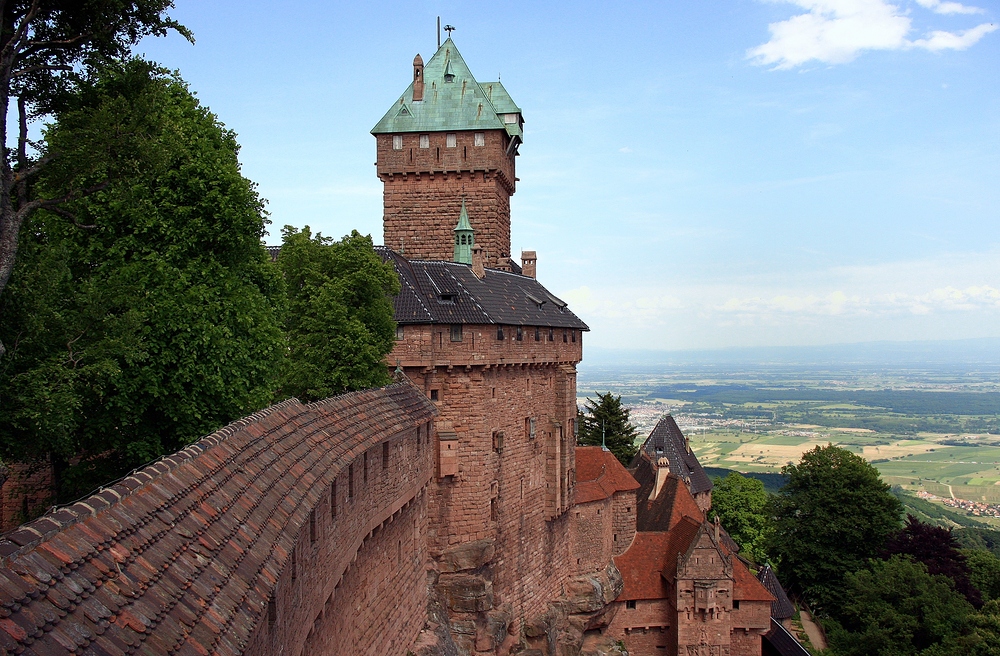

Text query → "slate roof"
[372,39,520,138]
[575,447,640,504]
[0,383,435,656]
[378,247,589,329]
[633,416,713,495]
[763,619,811,656]
[757,564,796,620]
[631,460,704,533]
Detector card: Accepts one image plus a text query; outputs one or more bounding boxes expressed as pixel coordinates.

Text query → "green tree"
[276,226,399,403]
[966,549,1000,602]
[0,61,284,499]
[577,392,639,466]
[709,472,772,564]
[826,556,977,656]
[0,1,190,354]
[767,444,903,613]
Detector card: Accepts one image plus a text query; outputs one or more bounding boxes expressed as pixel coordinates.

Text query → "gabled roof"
[575,446,640,504]
[372,39,515,135]
[757,564,796,619]
[377,247,589,329]
[0,384,436,656]
[631,457,704,532]
[633,416,713,495]
[614,516,700,601]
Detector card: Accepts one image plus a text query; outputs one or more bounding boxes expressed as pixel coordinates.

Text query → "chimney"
[714,515,721,543]
[650,457,670,500]
[521,250,536,278]
[471,245,485,279]
[412,54,424,102]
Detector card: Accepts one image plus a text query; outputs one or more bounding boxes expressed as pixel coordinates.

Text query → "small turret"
[453,199,474,265]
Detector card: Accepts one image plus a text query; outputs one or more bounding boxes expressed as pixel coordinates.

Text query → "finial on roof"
[601,420,609,452]
[444,24,456,37]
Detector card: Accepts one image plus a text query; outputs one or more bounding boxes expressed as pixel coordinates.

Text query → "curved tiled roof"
[575,447,640,504]
[378,247,589,329]
[0,384,435,656]
[633,416,712,495]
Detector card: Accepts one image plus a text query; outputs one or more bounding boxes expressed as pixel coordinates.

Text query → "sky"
[135,0,1000,352]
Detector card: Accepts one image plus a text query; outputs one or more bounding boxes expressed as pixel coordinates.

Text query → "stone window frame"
[392,134,403,150]
[419,134,430,148]
[474,132,485,146]
[450,324,463,342]
[446,132,457,148]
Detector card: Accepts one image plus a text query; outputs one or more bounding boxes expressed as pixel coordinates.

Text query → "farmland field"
[578,358,1000,526]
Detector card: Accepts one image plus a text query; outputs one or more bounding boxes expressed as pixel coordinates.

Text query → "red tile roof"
[614,516,701,600]
[719,539,774,603]
[631,459,705,532]
[0,383,435,656]
[575,447,640,504]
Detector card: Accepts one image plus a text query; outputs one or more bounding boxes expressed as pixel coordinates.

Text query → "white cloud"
[748,0,997,69]
[915,0,984,15]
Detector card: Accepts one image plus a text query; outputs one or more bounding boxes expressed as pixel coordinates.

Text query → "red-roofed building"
[570,447,641,574]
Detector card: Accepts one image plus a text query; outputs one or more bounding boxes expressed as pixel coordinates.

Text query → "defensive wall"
[0,383,436,656]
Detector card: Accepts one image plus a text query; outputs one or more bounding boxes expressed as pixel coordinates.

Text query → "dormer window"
[503,113,519,124]
[438,294,456,305]
[446,133,457,148]
[392,135,403,150]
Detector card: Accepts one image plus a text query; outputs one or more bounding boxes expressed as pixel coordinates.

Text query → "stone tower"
[372,38,523,269]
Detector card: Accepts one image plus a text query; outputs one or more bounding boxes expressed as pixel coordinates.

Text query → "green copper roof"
[454,199,473,232]
[479,81,520,114]
[372,39,520,135]
[453,199,474,264]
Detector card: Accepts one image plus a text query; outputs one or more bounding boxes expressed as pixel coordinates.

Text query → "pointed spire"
[453,199,474,264]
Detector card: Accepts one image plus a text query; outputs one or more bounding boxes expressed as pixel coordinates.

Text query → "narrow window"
[496,326,504,340]
[534,327,540,341]
[491,498,499,522]
[492,431,504,454]
[291,548,297,580]
[309,509,316,543]
[395,325,404,340]
[733,600,741,610]
[268,597,277,627]
[572,330,577,343]
[530,418,536,438]
[491,387,496,399]
[446,133,457,148]
[383,441,390,469]
[626,600,637,610]
[548,328,554,341]
[516,326,523,341]
[563,329,568,343]
[416,427,421,453]
[392,134,403,150]
[331,481,337,518]
[363,452,368,484]
[450,324,463,342]
[348,464,354,498]
[474,132,485,147]
[430,389,439,401]
[419,134,429,148]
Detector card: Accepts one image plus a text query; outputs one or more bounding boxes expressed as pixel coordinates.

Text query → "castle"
[0,37,807,656]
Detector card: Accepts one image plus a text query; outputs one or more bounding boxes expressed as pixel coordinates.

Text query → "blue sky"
[137,1,999,351]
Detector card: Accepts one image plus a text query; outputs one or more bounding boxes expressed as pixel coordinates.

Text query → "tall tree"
[826,556,978,656]
[0,61,283,500]
[883,515,982,607]
[276,226,399,403]
[767,444,903,613]
[966,549,1000,603]
[577,392,639,466]
[709,471,772,564]
[0,2,190,357]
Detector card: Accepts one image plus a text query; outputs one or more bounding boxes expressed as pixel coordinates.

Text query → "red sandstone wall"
[612,490,638,556]
[605,599,675,655]
[570,497,613,575]
[377,130,515,268]
[0,461,55,532]
[243,422,435,656]
[389,324,582,629]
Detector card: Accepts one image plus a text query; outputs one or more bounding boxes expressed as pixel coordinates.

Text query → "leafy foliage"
[965,549,1000,603]
[576,392,639,466]
[0,61,284,499]
[708,472,772,564]
[883,515,981,607]
[826,556,978,656]
[275,226,399,403]
[767,444,903,613]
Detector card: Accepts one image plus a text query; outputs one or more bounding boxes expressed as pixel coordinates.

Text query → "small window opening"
[309,509,316,543]
[331,481,337,518]
[572,330,577,343]
[395,324,404,340]
[383,441,390,469]
[450,324,463,342]
[348,464,354,498]
[492,431,504,454]
[733,600,741,610]
[491,387,496,399]
[268,597,277,627]
[548,328,554,341]
[614,533,618,542]
[363,452,368,484]
[392,134,403,150]
[496,326,505,340]
[419,134,429,148]
[474,132,485,147]
[626,600,637,610]
[563,329,568,343]
[525,417,536,439]
[535,327,540,341]
[291,548,297,580]
[430,389,439,401]
[516,326,523,341]
[491,498,499,522]
[446,133,456,148]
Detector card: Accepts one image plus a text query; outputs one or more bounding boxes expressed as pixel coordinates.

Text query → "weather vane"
[444,24,456,37]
